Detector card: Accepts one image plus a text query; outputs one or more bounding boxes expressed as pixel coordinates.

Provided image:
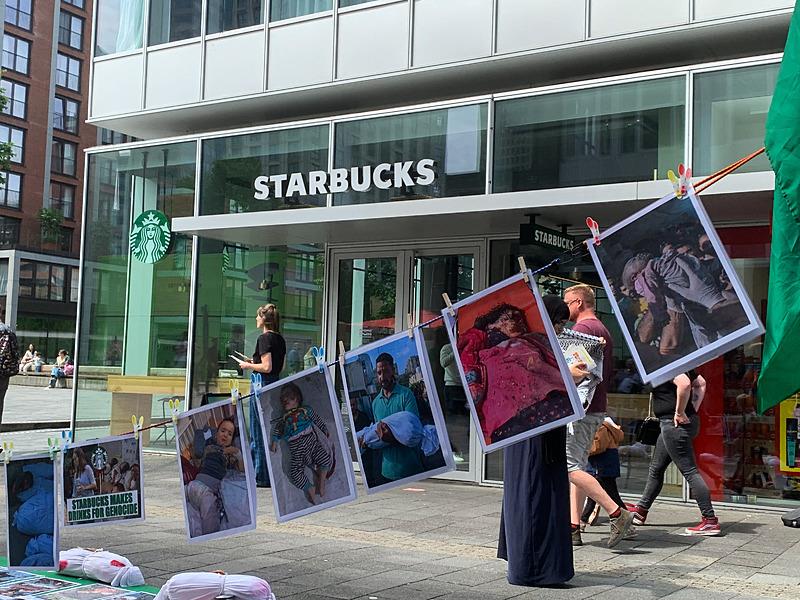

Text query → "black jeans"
[638,414,715,518]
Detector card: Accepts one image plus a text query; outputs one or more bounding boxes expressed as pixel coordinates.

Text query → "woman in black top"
[630,371,720,535]
[239,303,286,487]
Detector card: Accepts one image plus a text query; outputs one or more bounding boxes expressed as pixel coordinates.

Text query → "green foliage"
[38,208,64,242]
[0,86,13,184]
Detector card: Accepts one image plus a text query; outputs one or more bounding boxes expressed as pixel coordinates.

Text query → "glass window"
[59,11,84,49]
[51,265,66,300]
[149,0,202,45]
[51,182,75,219]
[56,53,81,91]
[270,0,331,22]
[35,263,50,299]
[59,228,73,254]
[18,261,69,300]
[191,240,324,406]
[0,217,20,249]
[95,0,144,56]
[70,267,80,302]
[0,172,22,208]
[333,104,488,206]
[99,128,136,145]
[693,64,779,176]
[493,77,686,192]
[0,125,24,163]
[5,0,32,30]
[53,96,80,134]
[339,0,373,7]
[77,142,196,446]
[1,79,27,119]
[2,34,30,74]
[200,124,329,214]
[52,139,78,176]
[64,0,85,8]
[207,0,262,34]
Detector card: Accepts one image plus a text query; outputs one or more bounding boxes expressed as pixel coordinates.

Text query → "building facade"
[77,1,798,509]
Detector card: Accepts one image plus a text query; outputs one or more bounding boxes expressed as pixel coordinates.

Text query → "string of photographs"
[2,184,766,555]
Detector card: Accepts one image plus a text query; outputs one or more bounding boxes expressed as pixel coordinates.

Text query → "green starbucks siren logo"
[130,210,171,263]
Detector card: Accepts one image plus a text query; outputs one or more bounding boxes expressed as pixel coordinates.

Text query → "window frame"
[53,95,80,134]
[2,33,31,75]
[59,10,84,50]
[51,139,78,177]
[18,260,70,301]
[56,53,81,92]
[63,0,85,9]
[1,79,28,119]
[4,0,33,31]
[0,172,22,209]
[0,124,25,164]
[50,181,76,220]
[0,216,21,249]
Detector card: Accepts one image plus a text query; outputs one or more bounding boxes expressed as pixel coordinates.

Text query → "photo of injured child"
[3,453,59,568]
[256,366,356,522]
[62,434,144,527]
[441,273,583,453]
[587,188,764,386]
[342,331,454,493]
[174,401,256,542]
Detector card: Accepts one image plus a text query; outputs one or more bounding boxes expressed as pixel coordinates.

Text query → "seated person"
[48,350,69,388]
[18,344,34,372]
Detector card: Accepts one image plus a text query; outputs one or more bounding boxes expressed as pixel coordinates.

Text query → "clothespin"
[442,293,455,317]
[230,388,240,407]
[407,314,415,339]
[338,340,346,370]
[586,217,601,245]
[667,164,692,198]
[2,441,13,465]
[131,415,144,440]
[60,429,73,450]
[47,438,59,461]
[517,256,530,283]
[169,398,181,424]
[311,346,326,373]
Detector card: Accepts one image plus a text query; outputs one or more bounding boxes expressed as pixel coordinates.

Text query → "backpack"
[0,329,19,378]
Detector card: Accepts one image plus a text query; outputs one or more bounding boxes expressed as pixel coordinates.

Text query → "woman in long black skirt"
[497,295,581,586]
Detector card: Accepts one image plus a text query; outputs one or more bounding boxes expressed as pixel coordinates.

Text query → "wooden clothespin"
[169,398,182,424]
[518,256,530,282]
[586,217,601,245]
[407,313,415,339]
[442,293,455,317]
[338,340,346,370]
[131,415,144,440]
[2,441,13,465]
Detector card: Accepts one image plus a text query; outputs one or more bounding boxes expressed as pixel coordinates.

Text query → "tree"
[38,207,63,242]
[0,86,14,182]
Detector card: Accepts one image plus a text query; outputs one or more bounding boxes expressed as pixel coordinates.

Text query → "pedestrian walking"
[580,417,627,531]
[629,371,720,535]
[0,320,19,424]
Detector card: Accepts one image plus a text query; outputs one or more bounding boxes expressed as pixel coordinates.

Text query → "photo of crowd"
[0,576,78,596]
[62,434,144,527]
[3,454,58,568]
[588,189,764,385]
[256,367,356,522]
[442,273,583,453]
[174,402,256,542]
[342,331,454,492]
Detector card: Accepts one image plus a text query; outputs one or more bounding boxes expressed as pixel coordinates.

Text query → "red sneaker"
[626,503,648,526]
[685,517,721,536]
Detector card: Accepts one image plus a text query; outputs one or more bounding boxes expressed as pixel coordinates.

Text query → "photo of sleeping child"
[587,188,764,386]
[341,330,454,493]
[174,401,256,542]
[441,272,583,453]
[3,454,58,568]
[62,434,144,527]
[256,366,356,522]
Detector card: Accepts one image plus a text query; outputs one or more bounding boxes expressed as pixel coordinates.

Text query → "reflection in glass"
[76,142,196,447]
[693,64,778,176]
[339,0,373,7]
[493,77,685,192]
[333,104,488,205]
[336,257,397,351]
[191,240,325,407]
[95,0,144,56]
[207,0,263,34]
[149,0,202,45]
[270,0,331,22]
[200,125,329,215]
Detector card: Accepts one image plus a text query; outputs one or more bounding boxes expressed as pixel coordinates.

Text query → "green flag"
[758,6,800,413]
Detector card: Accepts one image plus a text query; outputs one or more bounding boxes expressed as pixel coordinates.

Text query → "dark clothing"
[0,376,8,424]
[586,448,621,479]
[498,427,573,586]
[198,443,230,483]
[253,332,286,383]
[651,370,698,418]
[572,317,613,414]
[638,414,714,518]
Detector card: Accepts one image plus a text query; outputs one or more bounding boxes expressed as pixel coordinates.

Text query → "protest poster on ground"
[62,434,144,528]
[341,330,455,493]
[586,188,764,386]
[3,453,59,569]
[0,575,77,596]
[42,583,155,600]
[256,365,357,522]
[174,400,257,542]
[441,272,584,453]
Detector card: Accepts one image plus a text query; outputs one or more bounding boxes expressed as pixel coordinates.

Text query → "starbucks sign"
[130,210,171,264]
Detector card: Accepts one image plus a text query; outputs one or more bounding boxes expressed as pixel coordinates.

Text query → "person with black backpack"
[0,320,20,424]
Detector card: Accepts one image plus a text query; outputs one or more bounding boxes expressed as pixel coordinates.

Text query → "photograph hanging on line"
[441,272,584,453]
[0,575,78,596]
[256,365,357,522]
[586,188,764,386]
[62,433,144,528]
[3,453,59,569]
[341,330,455,493]
[174,400,257,542]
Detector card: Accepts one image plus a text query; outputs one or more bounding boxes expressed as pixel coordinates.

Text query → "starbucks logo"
[130,210,171,264]
[90,447,108,470]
